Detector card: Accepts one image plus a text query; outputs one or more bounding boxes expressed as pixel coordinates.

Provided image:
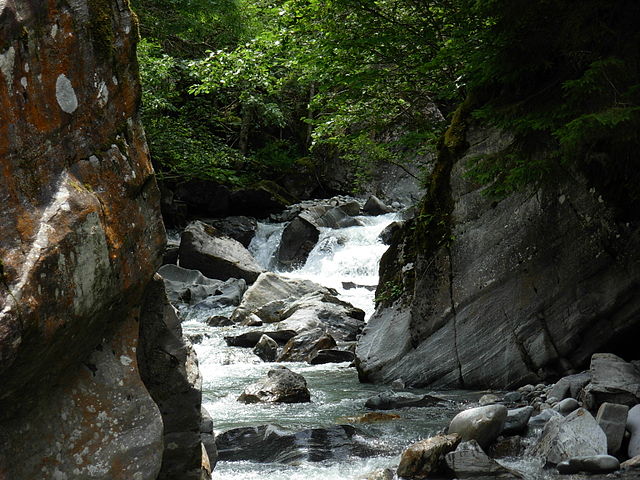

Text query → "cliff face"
[357,123,640,390]
[0,0,166,477]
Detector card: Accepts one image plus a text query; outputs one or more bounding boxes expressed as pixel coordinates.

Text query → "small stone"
[596,402,629,454]
[556,455,620,474]
[391,378,405,390]
[503,392,523,403]
[528,409,562,427]
[518,384,535,393]
[502,406,533,436]
[479,394,501,406]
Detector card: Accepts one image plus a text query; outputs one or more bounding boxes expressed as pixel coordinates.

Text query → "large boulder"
[215,424,377,464]
[299,204,363,229]
[206,216,257,247]
[397,434,461,479]
[448,405,508,448]
[530,408,607,465]
[502,406,534,436]
[0,1,166,478]
[363,195,393,215]
[237,366,311,404]
[627,404,640,458]
[581,353,640,409]
[138,276,206,480]
[276,328,337,362]
[444,440,523,479]
[224,329,297,348]
[356,123,640,389]
[548,372,591,402]
[158,263,227,304]
[595,402,628,454]
[178,220,264,283]
[253,334,279,362]
[277,216,320,269]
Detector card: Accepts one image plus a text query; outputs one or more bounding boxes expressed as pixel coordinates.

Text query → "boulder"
[237,366,311,404]
[277,216,320,269]
[207,316,234,327]
[364,392,446,410]
[230,272,332,324]
[448,405,508,448]
[225,330,297,348]
[200,407,217,470]
[190,278,247,310]
[138,276,205,480]
[488,436,524,458]
[241,313,263,326]
[300,205,364,229]
[178,220,264,283]
[276,328,337,362]
[378,221,403,245]
[309,349,356,365]
[548,372,591,401]
[502,406,534,436]
[216,424,377,464]
[0,1,167,477]
[557,455,620,474]
[530,408,607,465]
[627,404,640,458]
[445,440,523,479]
[205,216,257,247]
[397,434,461,479]
[363,195,393,215]
[554,398,580,415]
[364,468,394,480]
[596,402,628,454]
[621,455,640,470]
[582,353,640,409]
[159,264,224,304]
[529,408,563,427]
[253,334,279,362]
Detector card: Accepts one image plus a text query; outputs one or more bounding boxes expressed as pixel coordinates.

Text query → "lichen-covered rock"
[0,0,165,478]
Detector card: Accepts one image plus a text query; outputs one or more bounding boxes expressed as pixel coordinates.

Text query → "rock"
[159,264,225,304]
[200,408,218,470]
[391,378,406,390]
[530,408,607,465]
[362,468,394,480]
[554,397,580,415]
[207,316,234,327]
[215,424,377,463]
[277,328,337,362]
[277,216,320,269]
[549,372,591,401]
[231,272,333,324]
[557,455,620,474]
[253,334,279,362]
[237,366,311,404]
[502,406,534,435]
[0,2,166,477]
[342,281,377,291]
[503,391,523,403]
[356,125,640,390]
[241,313,264,326]
[479,394,501,405]
[378,221,403,245]
[225,330,298,348]
[448,405,508,448]
[337,412,401,424]
[397,434,461,479]
[178,220,264,283]
[309,349,356,365]
[300,204,364,229]
[529,408,563,427]
[621,455,640,470]
[444,440,523,479]
[488,436,524,458]
[596,402,628,454]
[364,392,445,410]
[138,276,205,480]
[228,180,296,218]
[582,354,640,409]
[163,245,180,265]
[627,404,640,457]
[363,195,393,215]
[205,216,257,247]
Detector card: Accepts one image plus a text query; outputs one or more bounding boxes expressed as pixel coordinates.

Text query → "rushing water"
[180,210,546,480]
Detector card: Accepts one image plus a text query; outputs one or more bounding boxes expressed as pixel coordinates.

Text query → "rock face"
[357,122,640,389]
[138,275,206,480]
[0,1,166,478]
[179,220,264,283]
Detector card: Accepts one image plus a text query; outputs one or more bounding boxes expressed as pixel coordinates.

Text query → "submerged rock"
[448,405,508,448]
[397,434,461,479]
[179,220,264,283]
[238,366,311,404]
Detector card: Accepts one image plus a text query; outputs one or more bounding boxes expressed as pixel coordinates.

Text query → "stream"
[179,210,543,479]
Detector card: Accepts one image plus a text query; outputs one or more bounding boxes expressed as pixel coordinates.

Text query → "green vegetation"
[132,0,640,203]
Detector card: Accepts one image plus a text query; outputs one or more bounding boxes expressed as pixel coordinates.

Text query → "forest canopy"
[131,0,640,199]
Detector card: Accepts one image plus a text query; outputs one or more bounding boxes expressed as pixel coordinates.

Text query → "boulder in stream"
[178,220,264,283]
[238,366,311,404]
[581,353,640,410]
[397,433,461,479]
[205,216,257,247]
[364,392,446,410]
[225,330,297,347]
[363,195,393,215]
[557,455,620,474]
[627,404,640,458]
[445,440,524,479]
[276,328,337,362]
[158,264,224,304]
[448,405,508,448]
[595,402,628,454]
[309,349,356,365]
[277,216,320,269]
[253,334,279,362]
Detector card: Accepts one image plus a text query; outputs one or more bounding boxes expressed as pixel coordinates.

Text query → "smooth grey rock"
[582,353,640,409]
[364,392,446,410]
[225,330,297,348]
[596,402,629,454]
[479,394,501,406]
[179,221,264,283]
[448,405,508,448]
[554,398,580,415]
[253,334,279,362]
[216,424,377,463]
[231,272,332,324]
[529,408,563,427]
[300,205,363,229]
[158,264,223,304]
[627,404,640,458]
[276,328,337,363]
[502,406,534,435]
[277,216,320,269]
[191,277,247,310]
[397,434,461,479]
[557,455,620,474]
[549,372,591,401]
[309,349,356,365]
[445,440,523,479]
[530,408,607,465]
[237,366,310,404]
[363,195,393,215]
[503,391,523,403]
[378,221,403,245]
[205,216,257,247]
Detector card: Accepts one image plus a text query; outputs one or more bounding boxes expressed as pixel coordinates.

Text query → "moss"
[88,0,116,61]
